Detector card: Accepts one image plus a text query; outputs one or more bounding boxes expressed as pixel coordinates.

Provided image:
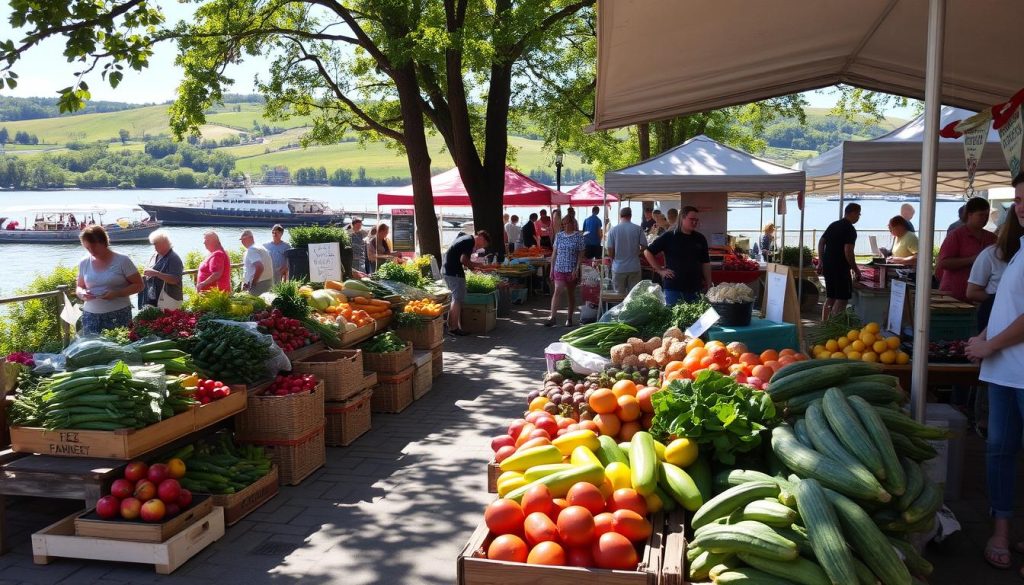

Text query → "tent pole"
[797,192,805,327]
[759,194,764,258]
[839,172,845,219]
[911,0,946,423]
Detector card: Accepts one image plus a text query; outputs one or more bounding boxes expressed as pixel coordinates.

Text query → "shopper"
[968,203,1022,330]
[947,204,967,234]
[644,206,711,305]
[348,218,368,275]
[885,216,919,266]
[197,230,232,293]
[367,223,399,271]
[606,207,647,294]
[521,213,538,248]
[966,181,1024,573]
[76,225,143,334]
[537,209,553,247]
[937,196,996,302]
[666,208,678,228]
[640,207,656,233]
[547,217,586,326]
[759,223,776,262]
[240,229,274,295]
[504,215,521,254]
[900,203,917,232]
[442,230,490,336]
[817,203,862,321]
[650,210,669,236]
[262,224,291,284]
[582,206,603,259]
[140,228,183,310]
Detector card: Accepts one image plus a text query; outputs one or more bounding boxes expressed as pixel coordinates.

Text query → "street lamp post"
[555,152,564,192]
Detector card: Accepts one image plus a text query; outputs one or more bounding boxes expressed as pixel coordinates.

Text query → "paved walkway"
[0,297,1022,584]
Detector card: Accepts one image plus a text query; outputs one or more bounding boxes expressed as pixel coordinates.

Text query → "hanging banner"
[962,123,989,192]
[391,207,416,253]
[997,107,1023,178]
[776,195,787,215]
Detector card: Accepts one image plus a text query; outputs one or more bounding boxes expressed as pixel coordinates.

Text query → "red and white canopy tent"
[593,0,1024,419]
[566,180,618,205]
[377,166,569,207]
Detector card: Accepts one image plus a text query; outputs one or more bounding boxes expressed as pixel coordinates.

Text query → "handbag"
[157,287,182,310]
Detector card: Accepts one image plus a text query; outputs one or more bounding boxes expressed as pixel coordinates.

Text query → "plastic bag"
[545,342,610,375]
[211,319,291,379]
[31,353,66,374]
[62,336,143,370]
[598,279,666,325]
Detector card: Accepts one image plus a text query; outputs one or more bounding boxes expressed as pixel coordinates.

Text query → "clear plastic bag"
[544,342,610,375]
[61,335,143,370]
[598,279,666,325]
[211,319,291,378]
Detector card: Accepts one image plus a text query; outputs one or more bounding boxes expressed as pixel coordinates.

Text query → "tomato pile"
[265,373,319,396]
[194,378,231,404]
[721,254,759,271]
[254,309,319,352]
[130,309,200,341]
[95,459,192,523]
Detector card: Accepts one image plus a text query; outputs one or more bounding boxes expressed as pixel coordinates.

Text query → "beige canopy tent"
[594,0,1024,420]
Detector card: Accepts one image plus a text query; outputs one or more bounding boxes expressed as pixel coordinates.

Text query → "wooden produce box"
[658,517,688,585]
[33,506,225,575]
[395,316,444,349]
[325,388,373,447]
[192,385,247,430]
[412,350,433,400]
[486,460,500,493]
[363,342,414,375]
[362,371,378,389]
[461,304,496,334]
[340,322,375,348]
[74,496,214,543]
[284,341,327,363]
[293,349,364,402]
[457,511,674,585]
[10,410,195,459]
[211,465,279,526]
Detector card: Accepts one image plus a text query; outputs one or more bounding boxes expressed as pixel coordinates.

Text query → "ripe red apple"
[177,488,193,508]
[124,461,148,482]
[157,479,181,504]
[110,478,135,499]
[490,434,515,452]
[134,479,157,501]
[147,463,170,485]
[96,495,121,520]
[493,445,517,463]
[527,428,551,441]
[140,499,166,523]
[508,419,527,440]
[534,416,559,437]
[164,502,181,517]
[120,497,142,520]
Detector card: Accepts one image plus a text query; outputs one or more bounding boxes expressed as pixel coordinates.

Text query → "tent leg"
[839,172,845,219]
[910,0,946,423]
[797,193,805,328]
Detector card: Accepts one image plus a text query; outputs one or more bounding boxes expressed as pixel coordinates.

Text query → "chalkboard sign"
[308,242,342,283]
[392,208,415,252]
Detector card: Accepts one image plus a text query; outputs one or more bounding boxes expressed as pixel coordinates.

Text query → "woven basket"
[363,341,413,374]
[394,317,444,349]
[431,344,443,379]
[244,422,326,486]
[235,381,326,442]
[412,351,433,400]
[372,366,414,413]
[325,388,372,447]
[292,350,363,402]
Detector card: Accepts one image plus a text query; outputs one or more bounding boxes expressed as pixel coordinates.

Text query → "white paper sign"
[887,279,907,335]
[308,242,342,283]
[765,271,787,323]
[60,293,81,326]
[998,107,1023,178]
[962,123,988,189]
[685,307,720,339]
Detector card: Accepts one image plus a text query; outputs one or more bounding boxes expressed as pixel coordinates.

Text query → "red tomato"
[556,506,596,548]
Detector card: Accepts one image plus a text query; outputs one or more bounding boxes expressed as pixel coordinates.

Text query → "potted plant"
[287,226,353,281]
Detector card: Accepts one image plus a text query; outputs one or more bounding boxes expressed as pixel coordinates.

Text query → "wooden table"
[882,362,980,393]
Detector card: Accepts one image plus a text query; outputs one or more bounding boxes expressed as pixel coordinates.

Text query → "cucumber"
[688,549,734,581]
[595,435,629,466]
[658,462,703,511]
[629,431,658,496]
[822,388,886,479]
[767,362,853,402]
[740,499,799,527]
[897,457,925,510]
[887,537,933,576]
[737,552,830,585]
[824,488,912,585]
[804,401,873,473]
[691,480,779,530]
[689,520,798,561]
[873,407,952,439]
[793,417,815,448]
[775,525,816,559]
[845,374,901,387]
[849,396,906,496]
[903,480,942,524]
[851,557,881,585]
[504,463,604,502]
[786,382,904,414]
[714,567,801,585]
[795,478,858,585]
[687,454,714,503]
[523,463,575,482]
[771,424,891,503]
[889,432,937,461]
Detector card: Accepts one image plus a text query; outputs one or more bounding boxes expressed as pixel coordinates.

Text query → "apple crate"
[33,506,225,575]
[74,495,214,543]
[192,385,247,430]
[10,410,195,460]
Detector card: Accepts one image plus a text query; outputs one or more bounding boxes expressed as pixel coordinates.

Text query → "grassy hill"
[0,104,172,143]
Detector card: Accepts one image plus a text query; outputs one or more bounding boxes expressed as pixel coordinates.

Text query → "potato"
[622,354,640,368]
[663,326,684,341]
[638,353,658,368]
[652,347,668,366]
[627,337,646,354]
[668,340,687,362]
[645,337,662,353]
[661,337,674,350]
[610,343,633,366]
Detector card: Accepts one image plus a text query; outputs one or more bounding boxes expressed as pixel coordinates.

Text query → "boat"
[0,211,161,244]
[139,185,348,227]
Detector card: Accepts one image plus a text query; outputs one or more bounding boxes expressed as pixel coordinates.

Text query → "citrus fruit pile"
[811,322,909,364]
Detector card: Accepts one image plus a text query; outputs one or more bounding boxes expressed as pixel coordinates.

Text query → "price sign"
[685,307,721,339]
[765,271,787,323]
[888,279,907,335]
[308,242,342,283]
[391,207,416,252]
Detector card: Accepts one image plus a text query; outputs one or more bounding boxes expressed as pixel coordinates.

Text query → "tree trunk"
[472,60,514,257]
[656,120,672,155]
[637,123,650,160]
[393,66,441,260]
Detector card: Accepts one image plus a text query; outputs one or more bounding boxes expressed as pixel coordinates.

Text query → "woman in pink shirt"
[536,209,553,247]
[937,197,996,301]
[197,230,232,292]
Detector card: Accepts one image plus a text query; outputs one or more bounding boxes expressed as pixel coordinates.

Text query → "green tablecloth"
[706,318,800,354]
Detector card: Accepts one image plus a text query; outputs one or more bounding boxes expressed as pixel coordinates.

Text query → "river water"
[0,185,968,296]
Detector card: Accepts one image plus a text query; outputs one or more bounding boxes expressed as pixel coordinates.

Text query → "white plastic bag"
[544,342,609,375]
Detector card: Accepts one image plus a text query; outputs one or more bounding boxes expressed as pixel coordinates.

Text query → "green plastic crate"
[929,310,977,341]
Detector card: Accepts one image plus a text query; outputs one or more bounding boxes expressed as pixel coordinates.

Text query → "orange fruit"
[759,349,779,363]
[527,541,566,565]
[738,352,761,366]
[612,379,637,398]
[751,365,773,381]
[578,420,600,434]
[611,509,653,543]
[685,338,705,353]
[522,485,554,518]
[617,421,643,441]
[681,355,702,372]
[872,340,888,354]
[880,350,897,364]
[764,360,780,372]
[708,363,725,373]
[777,356,796,367]
[886,336,901,350]
[616,395,642,422]
[636,387,657,414]
[699,355,714,368]
[591,532,639,570]
[779,348,796,357]
[557,506,596,548]
[665,370,690,382]
[529,396,550,412]
[589,389,618,414]
[593,413,621,437]
[566,483,606,516]
[488,534,529,562]
[166,458,187,479]
[687,346,709,360]
[664,361,686,374]
[708,346,729,363]
[485,499,525,535]
[524,512,560,546]
[607,488,647,517]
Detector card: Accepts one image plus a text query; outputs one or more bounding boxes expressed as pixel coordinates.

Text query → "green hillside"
[0,104,172,143]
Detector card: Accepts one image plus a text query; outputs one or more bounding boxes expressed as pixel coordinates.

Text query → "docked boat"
[0,212,161,244]
[139,186,347,227]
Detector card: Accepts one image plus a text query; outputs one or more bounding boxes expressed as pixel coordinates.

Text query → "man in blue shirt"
[582,206,603,259]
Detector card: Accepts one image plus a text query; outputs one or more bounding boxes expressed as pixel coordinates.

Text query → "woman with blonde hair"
[197,230,232,292]
[759,223,776,261]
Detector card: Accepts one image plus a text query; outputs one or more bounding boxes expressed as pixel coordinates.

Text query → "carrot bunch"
[350,296,394,321]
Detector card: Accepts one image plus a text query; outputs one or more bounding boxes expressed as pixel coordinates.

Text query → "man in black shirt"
[443,230,490,336]
[643,206,711,305]
[521,213,538,248]
[817,203,862,321]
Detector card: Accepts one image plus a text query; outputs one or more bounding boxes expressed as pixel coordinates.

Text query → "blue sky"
[0,2,920,120]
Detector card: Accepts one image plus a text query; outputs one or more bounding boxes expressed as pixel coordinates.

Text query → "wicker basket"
[244,422,326,486]
[235,381,325,442]
[372,366,414,413]
[394,317,444,349]
[362,342,413,374]
[431,344,443,379]
[292,350,363,402]
[325,388,372,447]
[412,351,433,400]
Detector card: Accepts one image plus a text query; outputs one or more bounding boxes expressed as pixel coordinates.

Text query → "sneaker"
[451,329,470,336]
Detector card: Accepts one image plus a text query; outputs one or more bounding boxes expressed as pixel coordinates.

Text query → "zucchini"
[687,544,704,562]
[804,402,872,473]
[795,478,858,585]
[767,362,853,402]
[629,431,658,496]
[499,445,563,472]
[740,499,799,527]
[522,463,575,482]
[658,462,703,511]
[709,558,744,580]
[845,374,901,387]
[897,457,925,511]
[822,388,886,479]
[771,360,883,383]
[849,396,906,496]
[503,463,604,502]
[823,488,912,585]
[786,383,904,414]
[689,520,798,561]
[688,549,733,581]
[793,418,815,448]
[687,454,714,503]
[737,552,830,585]
[775,525,815,559]
[691,480,780,530]
[714,567,801,585]
[771,424,891,503]
[595,435,629,466]
[714,469,797,507]
[851,557,881,585]
[887,537,933,576]
[873,407,951,439]
[903,480,942,524]
[889,432,937,461]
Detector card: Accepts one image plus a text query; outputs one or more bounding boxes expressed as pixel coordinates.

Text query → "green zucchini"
[709,558,744,580]
[849,395,906,496]
[903,480,942,524]
[767,362,853,402]
[786,383,904,415]
[795,478,858,585]
[896,457,925,511]
[714,567,801,585]
[595,435,629,466]
[887,537,933,576]
[889,432,937,461]
[804,402,873,473]
[851,557,881,585]
[687,454,714,503]
[629,431,658,496]
[737,552,830,585]
[740,499,799,527]
[824,488,912,585]
[714,468,798,507]
[873,407,952,439]
[771,424,891,503]
[690,520,798,561]
[688,549,733,581]
[775,525,815,559]
[822,388,886,479]
[658,462,703,511]
[793,417,815,448]
[691,480,780,529]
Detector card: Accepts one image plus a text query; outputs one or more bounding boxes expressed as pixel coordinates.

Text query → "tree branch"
[306,0,394,74]
[507,0,595,60]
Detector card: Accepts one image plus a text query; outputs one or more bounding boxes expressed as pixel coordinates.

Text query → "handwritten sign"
[888,279,907,335]
[765,271,787,323]
[685,307,721,339]
[391,207,416,252]
[998,107,1023,178]
[308,242,342,283]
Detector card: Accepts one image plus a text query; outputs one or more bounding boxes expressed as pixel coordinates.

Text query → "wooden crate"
[486,460,500,493]
[340,322,375,347]
[363,342,414,374]
[658,516,688,585]
[412,350,433,400]
[10,410,195,459]
[74,496,214,543]
[33,506,225,575]
[457,511,669,585]
[192,385,247,430]
[211,465,279,526]
[325,388,373,447]
[362,371,378,389]
[431,344,443,379]
[395,316,444,349]
[372,366,414,414]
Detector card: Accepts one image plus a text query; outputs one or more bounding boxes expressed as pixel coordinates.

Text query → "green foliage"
[100,326,133,345]
[0,265,78,354]
[780,246,814,268]
[288,225,351,249]
[465,272,500,294]
[375,261,428,288]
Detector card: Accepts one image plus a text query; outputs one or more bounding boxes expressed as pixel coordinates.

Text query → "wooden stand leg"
[0,494,6,555]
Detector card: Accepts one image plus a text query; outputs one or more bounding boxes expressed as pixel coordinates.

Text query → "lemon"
[872,340,889,354]
[896,351,910,365]
[665,438,699,468]
[825,339,839,352]
[846,351,862,360]
[604,462,632,491]
[847,329,861,341]
[831,352,846,359]
[880,350,897,364]
[816,351,831,360]
[886,336,901,350]
[862,351,879,363]
[813,344,826,355]
[837,337,850,350]
[851,340,866,352]
[859,332,876,346]
[865,322,881,334]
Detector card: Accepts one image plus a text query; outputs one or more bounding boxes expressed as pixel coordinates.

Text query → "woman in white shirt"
[76,225,144,334]
[967,205,1022,330]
